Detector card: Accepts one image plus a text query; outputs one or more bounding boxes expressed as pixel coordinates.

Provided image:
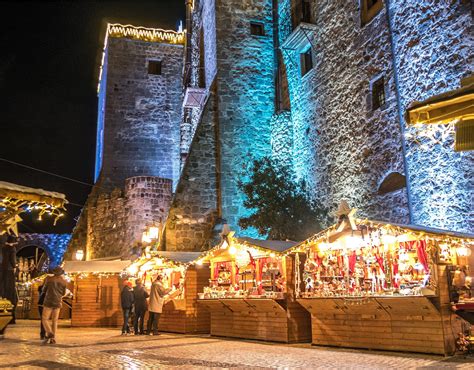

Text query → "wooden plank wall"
[29,282,72,320]
[202,299,290,342]
[158,264,210,334]
[297,265,469,355]
[435,264,465,355]
[299,297,448,354]
[71,275,123,327]
[285,254,312,343]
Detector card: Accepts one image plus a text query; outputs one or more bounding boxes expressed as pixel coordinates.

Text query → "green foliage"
[238,157,327,241]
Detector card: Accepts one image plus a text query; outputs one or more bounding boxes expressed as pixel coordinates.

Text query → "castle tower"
[165,0,276,251]
[95,23,185,190]
[68,24,185,259]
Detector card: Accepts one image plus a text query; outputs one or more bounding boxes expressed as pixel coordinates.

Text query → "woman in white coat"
[147,274,171,335]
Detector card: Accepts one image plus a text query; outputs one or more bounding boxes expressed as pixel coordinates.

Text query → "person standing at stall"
[133,279,149,335]
[147,274,171,335]
[120,281,134,335]
[42,266,67,344]
[1,235,18,325]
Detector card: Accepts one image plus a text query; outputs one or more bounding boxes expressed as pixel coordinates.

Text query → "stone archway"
[16,233,71,269]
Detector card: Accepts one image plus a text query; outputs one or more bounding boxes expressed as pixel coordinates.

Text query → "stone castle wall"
[165,86,220,251]
[215,0,275,235]
[278,0,410,223]
[98,37,183,191]
[84,176,172,260]
[69,35,183,259]
[389,0,473,232]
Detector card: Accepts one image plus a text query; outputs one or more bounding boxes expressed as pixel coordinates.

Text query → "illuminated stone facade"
[275,0,473,233]
[69,28,183,259]
[71,2,473,259]
[164,0,276,250]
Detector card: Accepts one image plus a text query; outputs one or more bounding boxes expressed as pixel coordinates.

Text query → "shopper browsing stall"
[147,274,172,335]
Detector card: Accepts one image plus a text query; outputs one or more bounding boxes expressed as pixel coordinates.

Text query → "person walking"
[147,274,171,335]
[133,279,149,335]
[38,283,46,340]
[120,281,134,335]
[41,266,67,344]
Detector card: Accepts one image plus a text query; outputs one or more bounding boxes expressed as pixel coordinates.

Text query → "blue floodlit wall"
[215,0,275,237]
[94,48,108,182]
[17,233,72,268]
[389,0,474,233]
[277,0,410,223]
[270,110,293,170]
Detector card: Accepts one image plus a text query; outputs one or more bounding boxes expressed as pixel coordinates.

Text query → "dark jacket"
[121,286,134,309]
[38,284,46,306]
[42,275,67,308]
[133,284,149,312]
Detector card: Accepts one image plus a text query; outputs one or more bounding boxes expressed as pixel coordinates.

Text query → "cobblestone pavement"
[0,320,473,369]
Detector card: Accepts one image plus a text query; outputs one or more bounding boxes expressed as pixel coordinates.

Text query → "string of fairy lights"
[97,23,186,93]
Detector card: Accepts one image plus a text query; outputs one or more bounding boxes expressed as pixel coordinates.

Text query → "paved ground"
[0,320,473,369]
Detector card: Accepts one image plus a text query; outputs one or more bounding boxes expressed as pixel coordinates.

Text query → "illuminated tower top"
[94,22,184,189]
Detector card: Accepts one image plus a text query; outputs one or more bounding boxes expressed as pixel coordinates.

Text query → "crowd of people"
[120,274,174,336]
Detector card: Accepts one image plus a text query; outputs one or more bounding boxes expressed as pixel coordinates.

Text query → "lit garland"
[97,23,185,93]
[285,218,473,255]
[0,191,67,236]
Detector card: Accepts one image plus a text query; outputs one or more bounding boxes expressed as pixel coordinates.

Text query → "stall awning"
[63,260,131,274]
[405,83,474,125]
[237,237,300,253]
[152,251,202,264]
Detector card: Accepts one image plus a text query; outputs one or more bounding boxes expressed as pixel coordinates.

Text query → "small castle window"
[148,60,162,75]
[250,22,265,36]
[300,48,313,77]
[371,76,386,110]
[361,0,383,26]
[301,0,312,23]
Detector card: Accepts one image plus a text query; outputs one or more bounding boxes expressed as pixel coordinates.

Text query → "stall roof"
[366,220,474,240]
[152,251,202,264]
[237,237,300,252]
[292,219,474,250]
[63,260,131,273]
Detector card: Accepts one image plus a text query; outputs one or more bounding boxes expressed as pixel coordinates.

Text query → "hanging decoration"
[0,181,67,236]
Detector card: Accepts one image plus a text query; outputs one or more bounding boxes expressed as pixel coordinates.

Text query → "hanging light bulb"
[75,249,84,261]
[229,245,237,255]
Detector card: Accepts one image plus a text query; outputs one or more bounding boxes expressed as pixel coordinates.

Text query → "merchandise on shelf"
[198,238,287,300]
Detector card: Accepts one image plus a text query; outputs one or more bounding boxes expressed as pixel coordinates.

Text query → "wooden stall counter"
[297,295,451,355]
[126,251,210,334]
[289,211,473,355]
[197,237,311,343]
[199,297,292,343]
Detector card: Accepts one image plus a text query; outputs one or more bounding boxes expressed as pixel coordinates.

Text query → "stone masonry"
[70,2,473,260]
[84,176,172,259]
[165,0,276,251]
[68,28,184,259]
[278,0,410,224]
[389,0,474,232]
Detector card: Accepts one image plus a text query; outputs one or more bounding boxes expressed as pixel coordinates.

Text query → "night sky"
[0,0,184,234]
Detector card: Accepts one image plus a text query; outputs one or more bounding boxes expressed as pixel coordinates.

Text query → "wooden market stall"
[125,251,210,334]
[63,260,130,327]
[291,214,474,355]
[197,237,311,343]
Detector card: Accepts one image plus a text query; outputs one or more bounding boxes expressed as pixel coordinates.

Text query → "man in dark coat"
[1,235,18,324]
[120,281,134,335]
[133,279,149,335]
